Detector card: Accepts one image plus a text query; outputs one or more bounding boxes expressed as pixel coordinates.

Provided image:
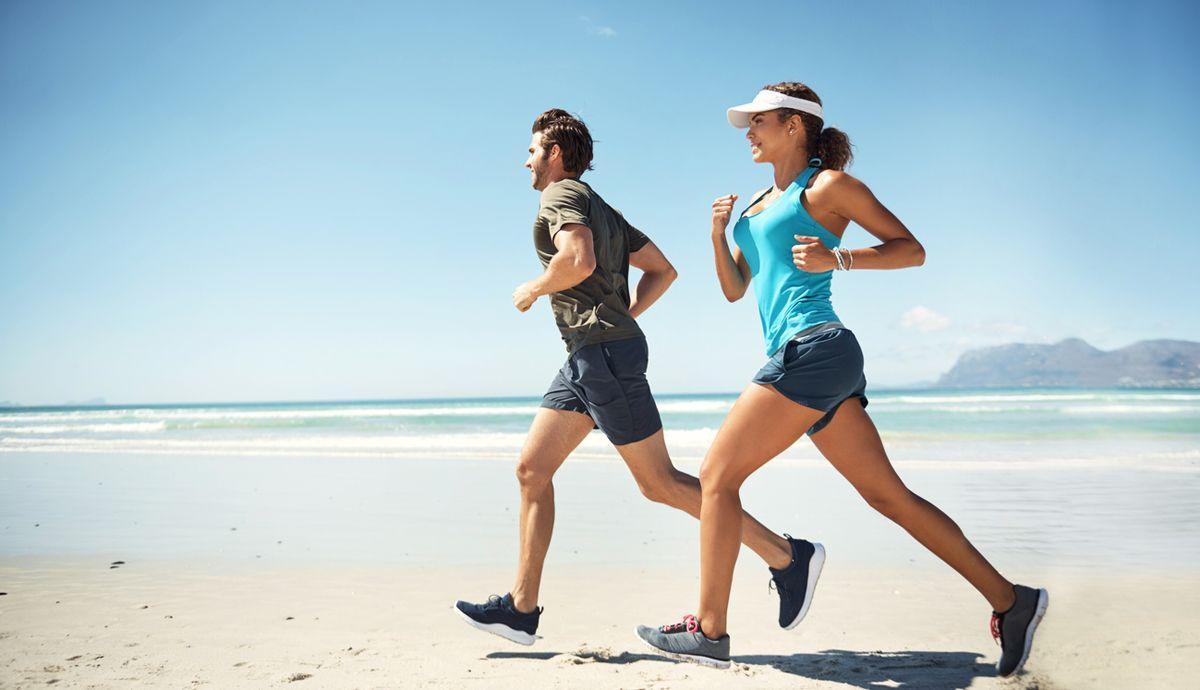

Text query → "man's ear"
[547,143,562,163]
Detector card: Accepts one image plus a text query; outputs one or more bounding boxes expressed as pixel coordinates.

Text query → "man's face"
[525,131,555,190]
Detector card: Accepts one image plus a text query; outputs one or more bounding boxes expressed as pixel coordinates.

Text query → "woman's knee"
[699,455,745,495]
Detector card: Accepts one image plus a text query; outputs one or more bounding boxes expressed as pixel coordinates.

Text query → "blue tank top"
[732,164,842,356]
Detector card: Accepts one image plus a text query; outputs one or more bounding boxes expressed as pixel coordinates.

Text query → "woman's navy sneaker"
[453,593,542,645]
[992,584,1049,677]
[769,535,825,630]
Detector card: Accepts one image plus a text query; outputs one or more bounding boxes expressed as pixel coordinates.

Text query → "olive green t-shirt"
[533,178,652,354]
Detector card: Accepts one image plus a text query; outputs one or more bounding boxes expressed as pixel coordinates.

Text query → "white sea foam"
[657,400,731,413]
[4,434,1197,472]
[3,392,1195,428]
[1059,405,1195,415]
[1,391,1195,462]
[0,400,727,425]
[0,405,546,424]
[0,433,527,453]
[872,392,1200,405]
[662,428,719,447]
[0,422,166,434]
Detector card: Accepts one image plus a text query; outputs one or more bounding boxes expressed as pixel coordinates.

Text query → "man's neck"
[542,171,579,189]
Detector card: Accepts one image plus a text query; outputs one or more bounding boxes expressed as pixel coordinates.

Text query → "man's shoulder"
[540,177,596,203]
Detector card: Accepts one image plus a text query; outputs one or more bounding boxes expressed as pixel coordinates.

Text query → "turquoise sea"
[2,388,1198,469]
[2,388,1198,569]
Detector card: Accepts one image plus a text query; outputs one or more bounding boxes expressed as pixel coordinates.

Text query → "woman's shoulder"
[808,168,865,194]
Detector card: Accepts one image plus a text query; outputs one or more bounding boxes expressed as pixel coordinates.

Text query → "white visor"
[727,90,823,128]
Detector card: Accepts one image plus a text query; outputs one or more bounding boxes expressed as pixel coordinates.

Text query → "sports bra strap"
[794,165,819,192]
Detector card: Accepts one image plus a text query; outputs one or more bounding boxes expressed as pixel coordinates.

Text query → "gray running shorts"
[541,336,663,446]
[752,327,868,436]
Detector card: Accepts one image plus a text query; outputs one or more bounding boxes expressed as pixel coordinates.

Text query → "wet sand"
[2,450,1198,687]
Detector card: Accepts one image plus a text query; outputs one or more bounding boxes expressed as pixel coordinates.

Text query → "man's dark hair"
[532,108,594,175]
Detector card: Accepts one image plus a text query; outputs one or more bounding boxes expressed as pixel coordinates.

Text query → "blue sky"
[2,0,1198,405]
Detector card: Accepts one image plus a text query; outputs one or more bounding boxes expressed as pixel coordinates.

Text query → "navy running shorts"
[752,327,868,436]
[541,336,663,446]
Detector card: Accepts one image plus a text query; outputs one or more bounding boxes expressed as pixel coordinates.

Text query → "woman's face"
[746,110,800,163]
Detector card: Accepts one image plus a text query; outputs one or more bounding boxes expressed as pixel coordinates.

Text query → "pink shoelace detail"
[660,614,700,634]
[990,613,1001,645]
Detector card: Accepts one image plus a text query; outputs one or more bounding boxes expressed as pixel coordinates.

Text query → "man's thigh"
[519,406,595,476]
[613,428,674,482]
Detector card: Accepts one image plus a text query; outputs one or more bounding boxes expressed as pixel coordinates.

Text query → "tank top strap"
[792,164,820,193]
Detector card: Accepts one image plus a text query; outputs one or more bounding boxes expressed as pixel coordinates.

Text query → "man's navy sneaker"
[453,593,541,645]
[769,535,825,630]
[991,584,1049,677]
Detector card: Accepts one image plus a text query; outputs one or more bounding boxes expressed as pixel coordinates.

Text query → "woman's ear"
[789,113,805,136]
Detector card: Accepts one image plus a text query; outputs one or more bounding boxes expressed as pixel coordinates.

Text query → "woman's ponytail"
[814,126,853,171]
[764,81,854,171]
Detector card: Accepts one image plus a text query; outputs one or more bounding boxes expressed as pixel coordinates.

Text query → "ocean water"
[1,389,1198,470]
[2,389,1199,569]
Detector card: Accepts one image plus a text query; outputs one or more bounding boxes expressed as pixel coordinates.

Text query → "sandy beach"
[2,440,1199,688]
[4,0,1199,685]
[2,559,1197,688]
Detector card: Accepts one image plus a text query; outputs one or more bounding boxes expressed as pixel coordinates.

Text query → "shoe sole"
[998,588,1049,677]
[452,605,539,646]
[634,631,731,670]
[783,542,826,631]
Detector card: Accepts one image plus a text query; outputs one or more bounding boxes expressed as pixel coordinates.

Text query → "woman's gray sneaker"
[635,615,731,669]
[453,593,541,646]
[992,585,1049,677]
[769,535,825,629]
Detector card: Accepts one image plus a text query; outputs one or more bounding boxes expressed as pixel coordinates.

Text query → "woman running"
[635,83,1048,677]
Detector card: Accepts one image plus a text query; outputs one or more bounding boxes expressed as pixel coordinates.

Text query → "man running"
[453,109,816,646]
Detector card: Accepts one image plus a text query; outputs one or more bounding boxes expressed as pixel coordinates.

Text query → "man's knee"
[862,487,917,521]
[636,469,686,505]
[515,456,556,493]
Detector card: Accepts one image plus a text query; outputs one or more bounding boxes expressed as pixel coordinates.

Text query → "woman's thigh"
[808,399,908,498]
[702,383,826,488]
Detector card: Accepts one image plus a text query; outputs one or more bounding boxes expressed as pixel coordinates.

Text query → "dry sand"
[3,557,1197,689]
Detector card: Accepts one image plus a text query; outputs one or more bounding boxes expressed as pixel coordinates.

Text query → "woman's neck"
[771,148,812,191]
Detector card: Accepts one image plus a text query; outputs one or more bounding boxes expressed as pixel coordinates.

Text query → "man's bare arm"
[627,241,678,318]
[512,224,596,312]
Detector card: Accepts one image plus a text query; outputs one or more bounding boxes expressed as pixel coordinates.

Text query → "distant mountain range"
[937,338,1200,388]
